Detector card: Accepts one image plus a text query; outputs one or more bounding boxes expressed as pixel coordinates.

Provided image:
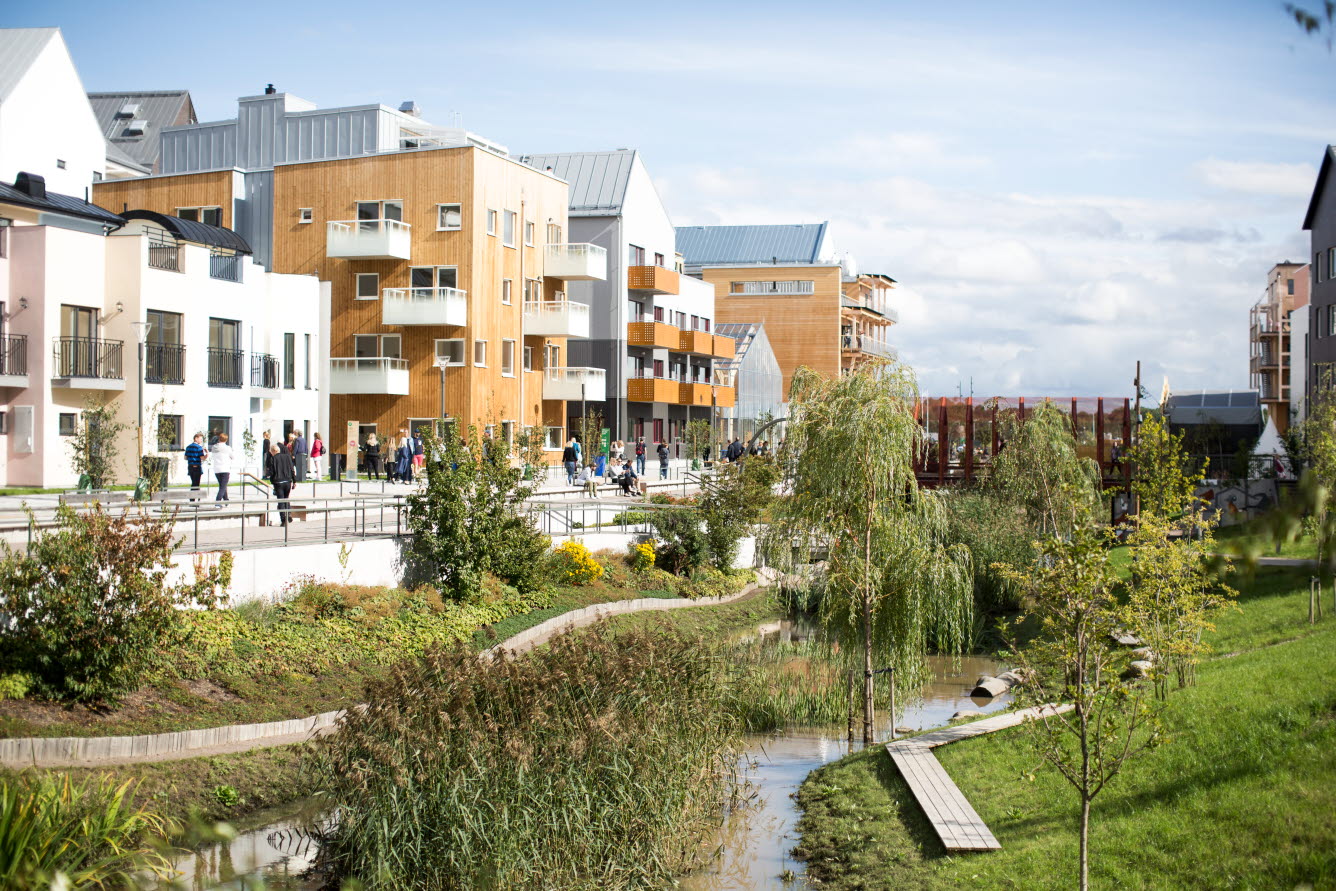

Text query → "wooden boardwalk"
[886,704,1073,853]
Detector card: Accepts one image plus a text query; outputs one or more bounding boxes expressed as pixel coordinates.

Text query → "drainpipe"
[518,193,526,443]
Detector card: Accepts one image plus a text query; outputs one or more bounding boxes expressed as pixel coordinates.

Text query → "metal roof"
[87,90,195,172]
[518,151,635,214]
[714,322,763,370]
[1303,144,1336,232]
[104,140,150,174]
[675,223,829,267]
[121,210,251,254]
[0,28,58,101]
[0,175,124,226]
[1165,391,1262,427]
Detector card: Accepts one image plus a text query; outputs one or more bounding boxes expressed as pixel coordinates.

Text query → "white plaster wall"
[0,32,105,195]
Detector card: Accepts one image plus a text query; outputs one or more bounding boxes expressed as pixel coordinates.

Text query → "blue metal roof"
[675,223,829,267]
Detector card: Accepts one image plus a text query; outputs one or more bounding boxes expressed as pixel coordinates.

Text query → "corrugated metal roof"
[87,91,195,171]
[714,322,761,370]
[0,176,124,226]
[518,151,635,214]
[104,141,150,174]
[675,223,829,267]
[0,28,57,101]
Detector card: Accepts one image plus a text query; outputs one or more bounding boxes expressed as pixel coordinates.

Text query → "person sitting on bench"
[619,461,639,497]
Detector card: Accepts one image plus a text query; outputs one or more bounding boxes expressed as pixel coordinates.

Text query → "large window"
[410,266,458,291]
[356,334,400,359]
[283,333,296,389]
[501,339,516,377]
[435,338,465,366]
[158,414,184,451]
[208,318,243,388]
[436,203,462,230]
[145,309,184,384]
[177,206,222,226]
[207,416,232,443]
[728,280,815,295]
[503,210,517,247]
[547,222,563,244]
[356,200,402,225]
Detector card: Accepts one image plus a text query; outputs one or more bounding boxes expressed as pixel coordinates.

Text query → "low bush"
[553,540,604,586]
[627,539,656,572]
[0,673,33,701]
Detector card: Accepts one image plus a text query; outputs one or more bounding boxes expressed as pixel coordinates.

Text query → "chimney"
[14,172,46,201]
[264,83,276,95]
[398,100,420,117]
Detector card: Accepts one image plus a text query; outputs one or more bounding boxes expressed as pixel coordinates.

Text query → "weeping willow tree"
[763,362,973,744]
[988,401,1102,538]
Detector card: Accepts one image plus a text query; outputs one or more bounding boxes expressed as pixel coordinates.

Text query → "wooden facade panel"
[93,170,235,228]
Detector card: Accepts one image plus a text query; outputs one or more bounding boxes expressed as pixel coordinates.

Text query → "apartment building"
[840,270,899,374]
[1304,145,1336,411]
[520,151,735,444]
[94,89,606,464]
[1248,261,1308,433]
[0,172,319,487]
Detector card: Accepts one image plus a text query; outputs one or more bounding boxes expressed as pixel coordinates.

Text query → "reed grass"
[728,634,856,732]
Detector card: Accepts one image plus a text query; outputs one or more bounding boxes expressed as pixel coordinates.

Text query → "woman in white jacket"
[210,433,233,501]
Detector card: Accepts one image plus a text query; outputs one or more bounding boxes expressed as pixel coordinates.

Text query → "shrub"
[628,539,656,572]
[0,672,33,701]
[0,504,225,702]
[210,784,241,809]
[553,540,604,586]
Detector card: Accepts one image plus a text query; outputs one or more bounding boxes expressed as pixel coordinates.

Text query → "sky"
[9,0,1334,399]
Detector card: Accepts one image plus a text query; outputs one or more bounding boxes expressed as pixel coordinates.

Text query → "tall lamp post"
[130,320,150,496]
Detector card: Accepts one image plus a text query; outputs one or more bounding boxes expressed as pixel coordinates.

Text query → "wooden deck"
[886,704,1073,853]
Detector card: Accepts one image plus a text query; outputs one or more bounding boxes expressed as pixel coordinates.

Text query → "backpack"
[635,442,645,456]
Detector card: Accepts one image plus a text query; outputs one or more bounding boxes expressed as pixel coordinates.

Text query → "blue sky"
[10,0,1334,398]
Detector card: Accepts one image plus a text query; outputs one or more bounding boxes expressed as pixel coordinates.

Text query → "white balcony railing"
[729,279,815,295]
[329,357,410,394]
[382,287,468,326]
[543,366,606,402]
[842,335,897,359]
[327,219,412,260]
[544,243,607,281]
[523,299,590,337]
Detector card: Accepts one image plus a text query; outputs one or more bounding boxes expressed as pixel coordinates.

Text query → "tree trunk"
[863,589,874,745]
[1079,795,1091,891]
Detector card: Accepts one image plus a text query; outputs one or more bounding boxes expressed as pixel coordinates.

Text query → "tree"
[763,362,973,744]
[988,401,1102,538]
[683,418,713,470]
[1285,1,1335,51]
[698,456,779,571]
[0,504,227,702]
[69,398,128,490]
[999,529,1162,891]
[406,426,549,601]
[517,424,550,482]
[575,410,606,466]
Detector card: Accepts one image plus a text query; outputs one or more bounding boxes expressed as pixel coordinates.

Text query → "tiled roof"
[675,223,829,267]
[519,151,636,214]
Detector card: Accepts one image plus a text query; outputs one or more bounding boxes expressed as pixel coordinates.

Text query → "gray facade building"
[1304,144,1336,408]
[714,323,785,441]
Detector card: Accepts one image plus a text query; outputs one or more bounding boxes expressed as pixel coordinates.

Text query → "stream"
[164,626,1010,890]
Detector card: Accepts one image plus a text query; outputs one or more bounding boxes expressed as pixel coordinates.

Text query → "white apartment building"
[0,171,322,489]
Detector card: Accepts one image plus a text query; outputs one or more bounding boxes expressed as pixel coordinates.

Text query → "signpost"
[345,419,359,481]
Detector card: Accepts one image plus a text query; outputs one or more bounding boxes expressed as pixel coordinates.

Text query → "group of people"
[722,437,773,462]
[562,436,673,493]
[359,429,425,484]
[182,428,324,504]
[259,429,325,484]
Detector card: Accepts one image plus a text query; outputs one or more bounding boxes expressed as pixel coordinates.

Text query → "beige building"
[1249,261,1309,433]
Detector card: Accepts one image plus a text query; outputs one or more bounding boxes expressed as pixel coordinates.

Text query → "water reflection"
[163,800,328,890]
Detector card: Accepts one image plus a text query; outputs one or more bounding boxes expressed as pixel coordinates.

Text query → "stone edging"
[0,581,765,769]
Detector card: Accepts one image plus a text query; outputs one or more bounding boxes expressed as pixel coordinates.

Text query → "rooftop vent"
[123,119,148,137]
[14,172,46,201]
[264,83,276,95]
[116,102,140,118]
[399,100,420,117]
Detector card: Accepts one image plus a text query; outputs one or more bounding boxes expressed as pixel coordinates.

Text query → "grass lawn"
[1216,519,1319,560]
[793,566,1336,890]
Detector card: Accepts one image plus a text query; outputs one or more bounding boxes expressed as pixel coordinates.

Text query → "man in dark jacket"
[634,437,647,475]
[726,438,743,462]
[184,433,206,500]
[562,438,578,485]
[656,440,670,479]
[268,444,297,526]
[293,431,308,483]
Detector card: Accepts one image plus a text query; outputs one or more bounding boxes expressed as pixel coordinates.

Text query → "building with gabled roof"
[1303,144,1336,412]
[87,90,197,177]
[714,322,784,441]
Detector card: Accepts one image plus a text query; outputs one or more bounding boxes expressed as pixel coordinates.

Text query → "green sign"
[600,428,611,454]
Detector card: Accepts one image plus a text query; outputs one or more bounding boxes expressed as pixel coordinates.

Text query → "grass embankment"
[793,566,1336,890]
[0,558,732,740]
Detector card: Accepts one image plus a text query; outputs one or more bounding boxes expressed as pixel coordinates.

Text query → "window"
[299,208,313,224]
[729,280,816,295]
[704,318,711,332]
[525,220,534,246]
[652,419,664,442]
[502,279,512,304]
[1329,248,1335,281]
[304,333,312,388]
[410,266,458,291]
[546,343,560,368]
[487,209,497,235]
[654,252,665,267]
[1318,254,1324,283]
[145,310,184,384]
[356,334,400,359]
[1288,278,1296,296]
[208,318,243,387]
[207,416,232,443]
[629,244,645,266]
[356,200,402,224]
[356,273,379,299]
[502,339,516,376]
[435,338,465,366]
[547,222,563,244]
[525,279,542,302]
[58,412,77,436]
[1329,306,1335,338]
[544,426,563,450]
[56,159,66,170]
[502,420,516,445]
[690,314,699,330]
[523,345,533,372]
[381,334,401,359]
[474,340,487,367]
[437,203,462,230]
[93,171,103,182]
[283,333,296,389]
[503,210,517,247]
[158,414,184,451]
[177,206,223,227]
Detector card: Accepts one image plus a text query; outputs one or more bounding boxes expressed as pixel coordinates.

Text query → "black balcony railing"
[207,347,244,388]
[53,336,123,379]
[0,334,27,376]
[148,242,180,272]
[250,353,280,390]
[145,343,185,384]
[209,252,242,282]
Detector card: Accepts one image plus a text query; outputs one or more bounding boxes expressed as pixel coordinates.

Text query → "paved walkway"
[887,704,1073,853]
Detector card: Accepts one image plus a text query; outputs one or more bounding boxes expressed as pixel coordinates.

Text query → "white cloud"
[1195,159,1317,197]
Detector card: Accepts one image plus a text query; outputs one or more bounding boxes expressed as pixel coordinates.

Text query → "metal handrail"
[0,334,28,376]
[207,347,245,388]
[145,343,185,384]
[52,337,124,379]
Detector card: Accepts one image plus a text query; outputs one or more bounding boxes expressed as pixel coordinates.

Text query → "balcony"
[147,241,180,272]
[544,244,607,281]
[525,298,590,337]
[327,219,411,260]
[0,334,28,387]
[207,348,245,388]
[542,366,606,402]
[209,251,242,282]
[841,334,897,360]
[329,357,410,395]
[627,321,680,349]
[250,353,281,396]
[627,375,678,403]
[679,381,713,406]
[712,335,736,360]
[714,370,737,408]
[678,329,713,356]
[382,287,467,326]
[145,343,185,385]
[51,337,124,390]
[628,265,680,295]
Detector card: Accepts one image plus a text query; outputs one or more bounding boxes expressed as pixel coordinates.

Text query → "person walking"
[268,443,296,526]
[184,433,206,500]
[394,434,413,485]
[363,433,383,480]
[657,439,670,480]
[261,429,272,479]
[310,432,324,481]
[411,429,425,478]
[293,429,309,483]
[210,433,233,501]
[634,437,646,476]
[562,437,579,485]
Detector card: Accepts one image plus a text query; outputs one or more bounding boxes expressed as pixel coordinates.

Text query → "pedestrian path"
[886,704,1073,853]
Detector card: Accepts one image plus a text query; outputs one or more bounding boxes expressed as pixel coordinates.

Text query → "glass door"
[60,305,99,376]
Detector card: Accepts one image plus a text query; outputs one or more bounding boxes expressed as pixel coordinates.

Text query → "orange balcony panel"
[627,265,680,294]
[712,335,736,360]
[713,385,736,408]
[627,321,680,349]
[627,377,678,403]
[678,329,713,355]
[679,382,713,406]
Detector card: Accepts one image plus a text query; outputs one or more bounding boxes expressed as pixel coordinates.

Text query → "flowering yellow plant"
[555,540,604,586]
[628,540,656,572]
